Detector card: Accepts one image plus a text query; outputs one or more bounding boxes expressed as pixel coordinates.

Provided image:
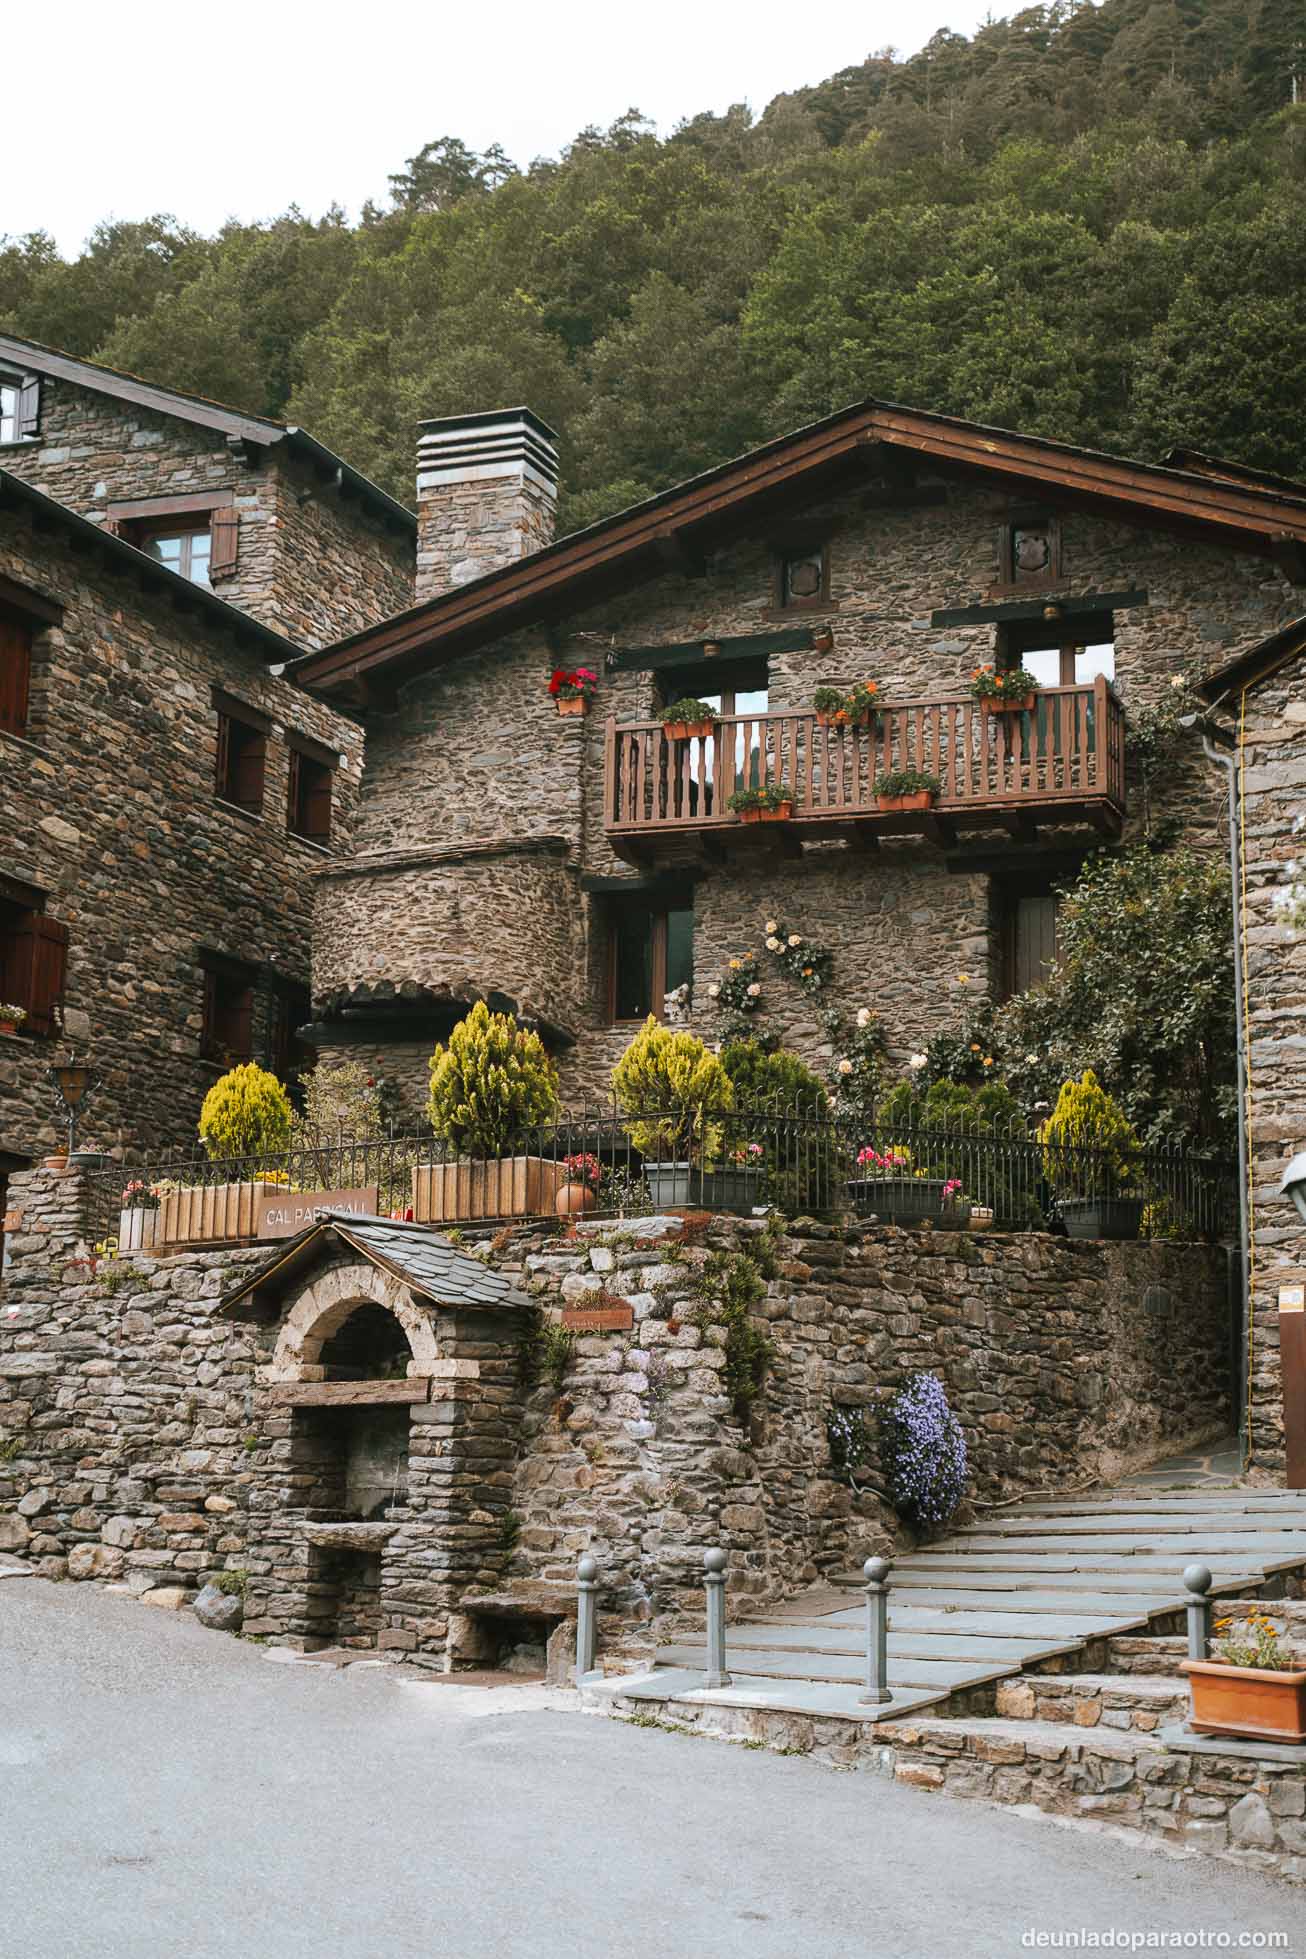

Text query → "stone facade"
[0,1168,1229,1658]
[313,469,1300,1107]
[1,375,413,647]
[415,410,558,601]
[1222,646,1306,1476]
[0,495,363,1169]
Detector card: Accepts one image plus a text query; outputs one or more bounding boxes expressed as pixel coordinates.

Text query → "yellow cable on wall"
[1238,684,1258,1469]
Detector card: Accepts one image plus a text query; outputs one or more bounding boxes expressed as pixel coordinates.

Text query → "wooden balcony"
[603,680,1126,863]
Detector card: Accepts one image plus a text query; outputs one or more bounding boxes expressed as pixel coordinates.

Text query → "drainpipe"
[1193,721,1251,1459]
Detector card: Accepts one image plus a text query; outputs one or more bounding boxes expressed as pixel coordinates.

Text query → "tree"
[388,136,517,211]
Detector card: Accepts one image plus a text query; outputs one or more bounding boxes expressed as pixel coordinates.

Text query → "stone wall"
[1229,645,1306,1474]
[0,1169,1231,1652]
[4,377,413,646]
[321,468,1301,1112]
[0,499,363,1163]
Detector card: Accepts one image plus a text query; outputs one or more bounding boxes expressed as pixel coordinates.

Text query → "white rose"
[856,1008,871,1027]
[764,919,778,933]
[707,984,720,999]
[765,936,781,951]
[838,1059,853,1076]
[1024,1052,1039,1065]
[788,934,802,947]
[747,982,761,998]
[908,1053,927,1072]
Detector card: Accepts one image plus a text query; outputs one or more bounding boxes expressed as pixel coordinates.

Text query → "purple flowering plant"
[878,1371,968,1533]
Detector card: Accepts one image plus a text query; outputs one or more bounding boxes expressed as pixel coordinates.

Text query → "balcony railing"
[604,679,1125,854]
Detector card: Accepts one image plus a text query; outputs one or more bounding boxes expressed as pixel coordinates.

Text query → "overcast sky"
[11,0,997,256]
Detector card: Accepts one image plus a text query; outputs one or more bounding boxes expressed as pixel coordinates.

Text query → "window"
[608,895,694,1023]
[0,613,32,739]
[0,884,68,1037]
[201,963,256,1066]
[215,703,268,815]
[0,372,39,445]
[112,497,238,587]
[268,982,313,1093]
[998,615,1115,691]
[773,542,829,611]
[287,745,333,845]
[997,513,1061,591]
[994,879,1062,1000]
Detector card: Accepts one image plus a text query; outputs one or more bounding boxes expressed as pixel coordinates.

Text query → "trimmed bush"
[427,1001,559,1159]
[612,1016,733,1162]
[1039,1068,1142,1197]
[198,1064,293,1162]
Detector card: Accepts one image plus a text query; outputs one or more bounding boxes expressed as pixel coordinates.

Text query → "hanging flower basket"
[557,695,587,717]
[813,682,878,730]
[971,665,1041,713]
[659,698,717,742]
[549,666,598,715]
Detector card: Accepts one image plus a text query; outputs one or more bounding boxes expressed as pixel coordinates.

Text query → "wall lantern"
[1042,604,1063,621]
[47,1058,100,1157]
[1282,1153,1306,1224]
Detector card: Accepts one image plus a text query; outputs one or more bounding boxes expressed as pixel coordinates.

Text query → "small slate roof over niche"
[219,1212,533,1320]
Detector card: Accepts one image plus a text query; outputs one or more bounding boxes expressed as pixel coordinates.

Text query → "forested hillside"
[4,0,1305,528]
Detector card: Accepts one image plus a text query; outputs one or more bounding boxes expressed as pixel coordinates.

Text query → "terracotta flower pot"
[662,720,715,742]
[42,1152,69,1171]
[736,802,794,823]
[815,709,873,730]
[1180,1659,1306,1744]
[984,694,1037,714]
[0,1020,18,1037]
[876,791,936,812]
[555,1180,597,1217]
[556,695,587,716]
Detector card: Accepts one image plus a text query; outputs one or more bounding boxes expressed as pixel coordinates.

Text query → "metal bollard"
[704,1547,731,1688]
[575,1555,599,1683]
[859,1555,893,1706]
[1183,1562,1213,1663]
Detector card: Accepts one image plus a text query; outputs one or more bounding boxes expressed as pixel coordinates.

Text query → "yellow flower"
[729,959,741,970]
[957,973,970,986]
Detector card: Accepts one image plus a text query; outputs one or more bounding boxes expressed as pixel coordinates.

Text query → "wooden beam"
[271,1379,432,1407]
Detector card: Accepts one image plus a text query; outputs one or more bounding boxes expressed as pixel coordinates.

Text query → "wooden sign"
[562,1302,634,1333]
[256,1187,380,1240]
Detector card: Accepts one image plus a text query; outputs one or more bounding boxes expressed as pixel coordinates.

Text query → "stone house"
[0,331,415,648]
[1198,622,1306,1481]
[292,403,1306,1114]
[0,465,365,1220]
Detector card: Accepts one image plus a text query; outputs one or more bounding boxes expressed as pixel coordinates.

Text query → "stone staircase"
[585,1470,1306,1878]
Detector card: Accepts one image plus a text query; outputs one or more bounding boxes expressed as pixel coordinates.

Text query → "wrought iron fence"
[84,1102,1238,1251]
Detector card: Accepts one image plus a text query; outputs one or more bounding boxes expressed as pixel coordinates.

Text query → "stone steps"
[993,1671,1189,1733]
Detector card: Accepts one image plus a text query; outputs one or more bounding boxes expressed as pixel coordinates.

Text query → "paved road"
[0,1577,1298,1959]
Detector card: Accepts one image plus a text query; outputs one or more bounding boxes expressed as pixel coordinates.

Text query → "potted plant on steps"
[873,768,942,813]
[813,682,879,729]
[971,664,1041,714]
[0,1003,26,1037]
[729,783,795,824]
[1182,1610,1306,1745]
[658,698,718,742]
[548,666,598,717]
[555,1152,602,1217]
[1039,1069,1145,1240]
[417,1001,565,1222]
[612,1017,740,1212]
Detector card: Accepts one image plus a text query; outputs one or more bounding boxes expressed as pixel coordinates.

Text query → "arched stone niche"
[263,1257,440,1383]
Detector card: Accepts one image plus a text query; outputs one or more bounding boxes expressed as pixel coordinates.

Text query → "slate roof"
[218,1212,533,1318]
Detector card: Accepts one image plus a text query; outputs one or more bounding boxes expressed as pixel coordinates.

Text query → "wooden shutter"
[201,970,218,1057]
[209,508,239,577]
[8,914,69,1036]
[286,748,302,832]
[0,617,31,737]
[215,713,231,797]
[1014,894,1059,994]
[303,763,332,843]
[17,375,41,440]
[223,985,255,1062]
[232,730,266,813]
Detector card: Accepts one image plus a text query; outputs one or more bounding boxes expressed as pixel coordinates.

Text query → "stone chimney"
[415,407,559,602]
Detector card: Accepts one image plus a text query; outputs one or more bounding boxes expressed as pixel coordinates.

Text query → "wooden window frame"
[997,617,1115,688]
[213,692,270,816]
[267,980,313,1089]
[605,895,694,1026]
[0,891,69,1038]
[110,493,238,581]
[0,371,41,445]
[286,738,335,846]
[993,876,1064,1002]
[0,612,33,741]
[991,512,1062,596]
[198,952,259,1068]
[769,539,831,616]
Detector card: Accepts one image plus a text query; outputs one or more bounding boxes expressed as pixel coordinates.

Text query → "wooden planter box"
[662,719,715,742]
[815,710,873,729]
[735,801,794,824]
[1058,1196,1144,1241]
[411,1155,569,1224]
[157,1181,281,1246]
[556,695,588,716]
[875,792,936,813]
[848,1176,971,1228]
[982,694,1037,714]
[118,1207,159,1253]
[1180,1659,1306,1744]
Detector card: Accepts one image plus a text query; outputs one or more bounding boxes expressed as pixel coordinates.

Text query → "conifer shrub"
[427,1001,559,1159]
[611,1016,733,1162]
[198,1063,294,1162]
[1038,1069,1142,1197]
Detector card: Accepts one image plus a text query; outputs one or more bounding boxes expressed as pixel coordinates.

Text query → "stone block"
[141,1586,191,1611]
[894,1761,944,1789]
[67,1543,123,1581]
[1229,1792,1276,1849]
